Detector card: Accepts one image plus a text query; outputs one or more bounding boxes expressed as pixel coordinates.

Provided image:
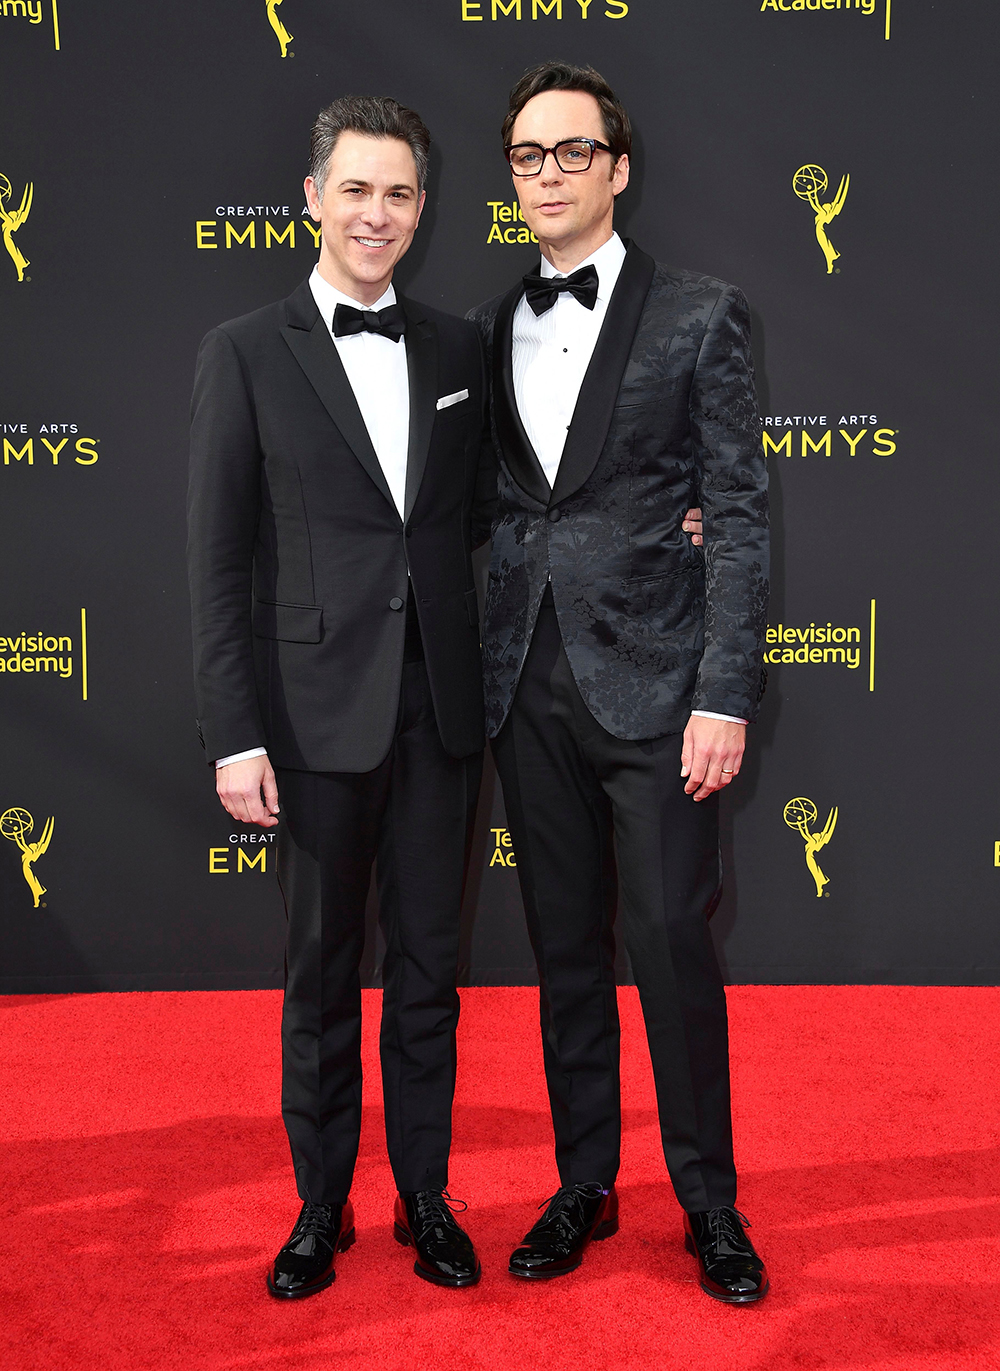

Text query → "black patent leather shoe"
[684,1206,769,1303]
[509,1182,618,1280]
[266,1198,355,1299]
[393,1190,481,1287]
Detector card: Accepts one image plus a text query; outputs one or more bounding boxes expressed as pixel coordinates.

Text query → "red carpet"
[1,986,998,1370]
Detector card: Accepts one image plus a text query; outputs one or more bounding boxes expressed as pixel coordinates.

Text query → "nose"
[361,199,391,230]
[539,151,565,186]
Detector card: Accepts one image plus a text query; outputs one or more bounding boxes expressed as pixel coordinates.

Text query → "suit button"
[547,507,561,523]
[405,527,412,538]
[389,597,404,611]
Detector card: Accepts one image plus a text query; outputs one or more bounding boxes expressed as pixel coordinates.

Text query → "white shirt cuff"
[215,747,268,769]
[690,710,748,726]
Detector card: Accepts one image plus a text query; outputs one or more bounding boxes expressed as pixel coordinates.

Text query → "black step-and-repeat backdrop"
[3,1,998,991]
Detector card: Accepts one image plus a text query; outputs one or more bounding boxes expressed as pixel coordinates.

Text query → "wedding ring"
[721,769,734,774]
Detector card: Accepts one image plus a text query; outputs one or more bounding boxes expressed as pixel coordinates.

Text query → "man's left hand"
[681,716,745,801]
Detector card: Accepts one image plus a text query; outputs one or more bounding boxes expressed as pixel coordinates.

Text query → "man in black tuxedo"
[187,97,492,1298]
[469,64,770,1302]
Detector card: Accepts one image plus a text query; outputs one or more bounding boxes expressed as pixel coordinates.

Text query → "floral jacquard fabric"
[467,258,769,742]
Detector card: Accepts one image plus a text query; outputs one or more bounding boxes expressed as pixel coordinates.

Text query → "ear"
[413,188,427,230]
[303,176,322,222]
[612,154,630,197]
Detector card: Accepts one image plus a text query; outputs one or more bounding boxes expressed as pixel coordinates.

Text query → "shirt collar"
[539,231,626,303]
[308,264,397,334]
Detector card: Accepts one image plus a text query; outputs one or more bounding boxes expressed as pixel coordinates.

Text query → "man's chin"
[349,251,394,271]
[344,253,398,286]
[526,219,576,249]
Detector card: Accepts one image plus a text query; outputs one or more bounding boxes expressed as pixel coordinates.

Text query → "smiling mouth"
[355,237,391,248]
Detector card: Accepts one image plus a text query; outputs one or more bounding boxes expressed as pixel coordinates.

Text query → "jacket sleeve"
[688,287,770,722]
[186,327,267,762]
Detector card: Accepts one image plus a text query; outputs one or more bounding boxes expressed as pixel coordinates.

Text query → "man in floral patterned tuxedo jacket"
[468,63,771,1302]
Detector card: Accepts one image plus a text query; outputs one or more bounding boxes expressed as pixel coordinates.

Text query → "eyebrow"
[336,179,415,192]
[510,134,598,144]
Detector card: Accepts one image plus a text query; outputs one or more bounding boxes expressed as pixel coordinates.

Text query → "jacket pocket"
[252,600,323,643]
[621,565,697,587]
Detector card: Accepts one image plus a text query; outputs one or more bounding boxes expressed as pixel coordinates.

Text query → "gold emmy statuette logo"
[784,796,837,898]
[265,0,292,56]
[1,807,54,908]
[793,165,849,275]
[0,173,32,282]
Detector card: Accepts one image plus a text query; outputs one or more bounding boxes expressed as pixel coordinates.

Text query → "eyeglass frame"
[504,137,616,178]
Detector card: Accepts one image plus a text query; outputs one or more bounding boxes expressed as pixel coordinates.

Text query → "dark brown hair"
[501,62,632,162]
[310,96,431,197]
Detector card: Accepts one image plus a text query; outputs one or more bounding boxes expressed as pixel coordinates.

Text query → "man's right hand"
[216,756,280,828]
[683,507,703,546]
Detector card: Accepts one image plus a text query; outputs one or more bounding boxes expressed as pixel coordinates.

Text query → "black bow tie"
[522,263,599,317]
[332,301,407,342]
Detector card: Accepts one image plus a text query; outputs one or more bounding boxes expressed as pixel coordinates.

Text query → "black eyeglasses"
[505,138,614,178]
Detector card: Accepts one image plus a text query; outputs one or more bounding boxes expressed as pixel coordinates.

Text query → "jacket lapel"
[400,297,437,520]
[492,281,551,508]
[549,241,656,506]
[279,278,397,513]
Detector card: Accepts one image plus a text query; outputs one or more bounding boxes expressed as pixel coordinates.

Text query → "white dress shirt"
[307,266,410,517]
[511,232,745,727]
[215,267,411,769]
[513,232,627,488]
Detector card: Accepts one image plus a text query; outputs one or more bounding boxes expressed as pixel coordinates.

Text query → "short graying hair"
[309,96,431,199]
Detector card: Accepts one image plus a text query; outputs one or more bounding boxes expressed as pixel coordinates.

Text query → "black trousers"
[492,592,737,1213]
[275,659,482,1205]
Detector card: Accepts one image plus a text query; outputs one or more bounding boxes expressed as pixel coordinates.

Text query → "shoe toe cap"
[270,1249,334,1290]
[421,1253,479,1280]
[270,1270,303,1293]
[705,1260,768,1299]
[508,1245,535,1270]
[269,1264,333,1295]
[509,1243,571,1275]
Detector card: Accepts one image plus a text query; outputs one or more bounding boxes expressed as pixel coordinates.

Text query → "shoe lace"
[292,1202,334,1240]
[536,1182,608,1233]
[410,1189,468,1241]
[705,1206,753,1256]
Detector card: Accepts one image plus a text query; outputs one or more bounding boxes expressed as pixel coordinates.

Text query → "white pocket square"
[436,389,469,411]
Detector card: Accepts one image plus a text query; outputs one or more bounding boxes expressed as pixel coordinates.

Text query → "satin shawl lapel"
[401,299,437,520]
[549,243,656,506]
[280,281,397,513]
[492,281,551,507]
